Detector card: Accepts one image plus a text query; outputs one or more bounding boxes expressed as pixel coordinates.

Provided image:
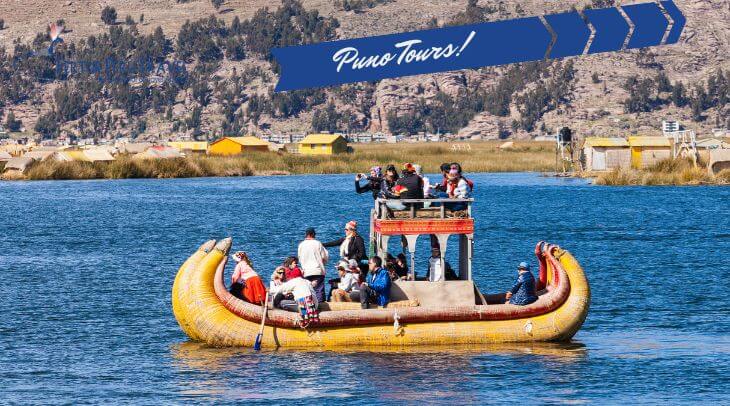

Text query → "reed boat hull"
[171,239,590,348]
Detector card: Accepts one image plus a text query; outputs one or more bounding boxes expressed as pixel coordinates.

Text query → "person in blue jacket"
[505,261,538,306]
[354,256,391,309]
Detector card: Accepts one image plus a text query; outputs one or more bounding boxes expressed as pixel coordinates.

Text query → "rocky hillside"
[0,0,727,142]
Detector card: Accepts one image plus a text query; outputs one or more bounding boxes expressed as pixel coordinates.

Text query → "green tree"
[35,112,60,138]
[101,6,117,25]
[655,71,672,93]
[671,82,687,107]
[5,111,22,132]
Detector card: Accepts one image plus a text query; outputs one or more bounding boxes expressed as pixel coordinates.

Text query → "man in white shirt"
[298,227,329,302]
[427,247,444,282]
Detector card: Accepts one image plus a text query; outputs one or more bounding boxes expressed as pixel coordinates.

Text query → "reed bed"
[14,141,556,181]
[594,158,728,186]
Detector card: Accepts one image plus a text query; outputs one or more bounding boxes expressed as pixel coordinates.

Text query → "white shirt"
[297,238,329,278]
[428,256,444,282]
[337,272,359,292]
[270,277,318,305]
[448,178,470,199]
[421,175,432,197]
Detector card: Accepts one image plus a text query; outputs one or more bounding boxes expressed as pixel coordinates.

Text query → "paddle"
[253,291,269,351]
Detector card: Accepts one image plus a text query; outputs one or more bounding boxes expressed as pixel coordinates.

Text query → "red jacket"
[285,266,303,281]
[440,176,474,191]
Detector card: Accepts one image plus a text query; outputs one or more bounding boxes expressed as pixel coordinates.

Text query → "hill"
[0,0,727,142]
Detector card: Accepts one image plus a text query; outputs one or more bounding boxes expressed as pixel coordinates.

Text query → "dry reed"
[11,141,556,181]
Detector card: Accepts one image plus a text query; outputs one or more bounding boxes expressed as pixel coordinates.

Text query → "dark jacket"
[367,267,391,307]
[323,234,367,263]
[395,172,425,200]
[509,271,538,306]
[355,177,382,200]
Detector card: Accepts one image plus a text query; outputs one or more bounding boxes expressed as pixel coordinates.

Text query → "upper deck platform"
[372,198,475,236]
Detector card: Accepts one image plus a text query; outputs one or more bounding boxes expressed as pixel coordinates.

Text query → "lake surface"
[1,173,728,404]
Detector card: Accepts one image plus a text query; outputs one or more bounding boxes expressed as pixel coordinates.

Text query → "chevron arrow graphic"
[583,7,631,54]
[622,2,669,49]
[660,1,686,45]
[544,11,591,59]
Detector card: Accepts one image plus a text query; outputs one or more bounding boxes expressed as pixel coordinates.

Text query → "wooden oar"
[253,291,269,351]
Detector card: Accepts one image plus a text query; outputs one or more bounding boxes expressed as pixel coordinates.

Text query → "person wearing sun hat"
[330,259,361,302]
[505,261,538,306]
[323,220,367,264]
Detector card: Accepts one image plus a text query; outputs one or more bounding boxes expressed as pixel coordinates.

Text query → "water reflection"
[169,340,588,401]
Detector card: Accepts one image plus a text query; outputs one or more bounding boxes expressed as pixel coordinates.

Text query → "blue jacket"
[509,271,538,306]
[368,267,391,307]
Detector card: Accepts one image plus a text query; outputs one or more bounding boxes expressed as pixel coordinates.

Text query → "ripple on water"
[0,174,728,403]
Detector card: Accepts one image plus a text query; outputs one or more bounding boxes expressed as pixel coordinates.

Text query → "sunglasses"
[276,271,285,275]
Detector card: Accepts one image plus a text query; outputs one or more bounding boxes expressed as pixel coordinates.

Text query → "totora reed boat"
[172,198,590,348]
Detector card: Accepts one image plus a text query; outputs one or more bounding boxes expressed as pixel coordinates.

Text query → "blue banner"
[272,1,685,92]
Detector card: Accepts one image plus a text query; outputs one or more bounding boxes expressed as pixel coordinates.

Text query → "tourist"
[505,262,538,306]
[431,166,470,212]
[355,166,383,200]
[331,259,361,302]
[323,220,367,264]
[270,266,286,290]
[395,253,409,280]
[353,256,391,309]
[327,260,348,301]
[426,247,445,282]
[433,163,452,193]
[413,164,432,198]
[270,276,320,327]
[449,162,474,191]
[380,164,399,196]
[383,163,425,210]
[386,262,399,281]
[347,258,363,283]
[425,247,458,281]
[435,163,474,194]
[283,256,303,280]
[297,227,329,303]
[230,251,267,305]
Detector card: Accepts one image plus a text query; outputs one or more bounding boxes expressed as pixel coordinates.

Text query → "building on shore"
[168,141,209,155]
[581,138,630,171]
[708,149,730,175]
[117,142,153,155]
[298,134,348,155]
[3,157,34,174]
[628,136,672,169]
[23,149,57,161]
[133,146,183,160]
[54,148,116,162]
[209,136,270,155]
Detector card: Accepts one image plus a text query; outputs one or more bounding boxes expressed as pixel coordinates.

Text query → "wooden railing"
[374,197,474,219]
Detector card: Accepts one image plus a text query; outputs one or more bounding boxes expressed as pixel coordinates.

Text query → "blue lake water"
[1,173,728,403]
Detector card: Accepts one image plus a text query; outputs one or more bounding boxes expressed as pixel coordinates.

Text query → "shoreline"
[1,141,557,181]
